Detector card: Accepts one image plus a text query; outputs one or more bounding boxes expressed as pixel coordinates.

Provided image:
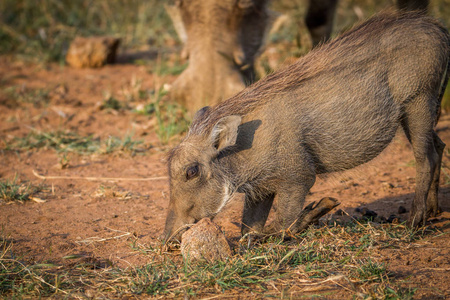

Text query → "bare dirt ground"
[1,55,450,299]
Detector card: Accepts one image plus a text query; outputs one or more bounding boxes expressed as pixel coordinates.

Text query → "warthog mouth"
[163,220,200,245]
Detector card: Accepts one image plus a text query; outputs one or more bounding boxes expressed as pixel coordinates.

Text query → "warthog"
[167,0,429,112]
[167,0,271,112]
[163,12,450,241]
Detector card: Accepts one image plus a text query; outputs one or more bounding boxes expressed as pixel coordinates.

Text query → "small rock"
[181,218,231,263]
[66,36,120,68]
[398,206,407,214]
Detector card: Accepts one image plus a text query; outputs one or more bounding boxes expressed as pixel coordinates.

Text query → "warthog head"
[163,107,242,241]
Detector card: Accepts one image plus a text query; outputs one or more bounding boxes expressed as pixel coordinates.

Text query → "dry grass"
[0,175,46,204]
[1,221,440,298]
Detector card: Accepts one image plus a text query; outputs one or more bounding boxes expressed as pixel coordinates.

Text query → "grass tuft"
[5,129,146,155]
[135,88,190,144]
[100,94,123,111]
[148,54,188,77]
[0,176,43,203]
[0,85,50,108]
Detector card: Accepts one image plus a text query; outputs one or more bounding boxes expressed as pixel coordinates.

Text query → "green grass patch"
[1,222,435,298]
[355,259,387,282]
[0,0,176,63]
[149,55,188,77]
[153,101,189,145]
[102,134,146,155]
[135,88,190,144]
[81,85,189,146]
[0,176,44,203]
[5,130,146,155]
[0,85,50,108]
[100,95,123,111]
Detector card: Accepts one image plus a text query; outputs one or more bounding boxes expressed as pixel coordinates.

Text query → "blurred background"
[1,0,449,107]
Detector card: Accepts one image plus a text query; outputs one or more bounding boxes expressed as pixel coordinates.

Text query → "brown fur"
[190,12,448,134]
[164,12,450,241]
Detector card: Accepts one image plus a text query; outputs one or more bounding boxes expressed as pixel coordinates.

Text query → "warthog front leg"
[241,193,275,235]
[265,175,316,235]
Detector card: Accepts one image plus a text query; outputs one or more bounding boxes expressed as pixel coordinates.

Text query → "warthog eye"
[186,164,199,180]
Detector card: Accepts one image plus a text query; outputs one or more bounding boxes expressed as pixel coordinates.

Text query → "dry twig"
[32,169,168,182]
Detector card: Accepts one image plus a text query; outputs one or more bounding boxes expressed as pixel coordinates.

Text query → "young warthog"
[163,12,450,241]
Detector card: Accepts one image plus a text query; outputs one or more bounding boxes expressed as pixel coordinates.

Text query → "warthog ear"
[210,116,242,151]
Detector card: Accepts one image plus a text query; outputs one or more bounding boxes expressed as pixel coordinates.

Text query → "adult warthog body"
[164,12,450,241]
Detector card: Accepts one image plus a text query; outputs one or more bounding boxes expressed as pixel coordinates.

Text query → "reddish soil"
[0,56,449,298]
